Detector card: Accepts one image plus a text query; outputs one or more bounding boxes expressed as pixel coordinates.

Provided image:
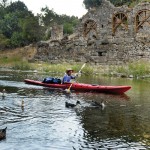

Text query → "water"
[0,69,150,150]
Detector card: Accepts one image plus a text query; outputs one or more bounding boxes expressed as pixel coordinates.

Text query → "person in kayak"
[62,69,77,83]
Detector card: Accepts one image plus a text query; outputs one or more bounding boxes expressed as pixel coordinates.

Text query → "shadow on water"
[0,70,150,149]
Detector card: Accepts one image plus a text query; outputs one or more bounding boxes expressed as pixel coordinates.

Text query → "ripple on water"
[0,71,150,149]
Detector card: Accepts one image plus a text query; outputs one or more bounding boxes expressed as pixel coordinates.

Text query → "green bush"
[0,33,10,49]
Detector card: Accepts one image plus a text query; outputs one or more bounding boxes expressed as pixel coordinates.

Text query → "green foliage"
[0,1,80,49]
[0,0,42,49]
[108,0,144,6]
[71,64,94,75]
[40,6,79,34]
[82,0,146,7]
[10,32,24,47]
[109,0,128,6]
[21,16,42,44]
[128,61,150,78]
[0,33,10,49]
[63,23,73,34]
[83,0,102,9]
[0,13,20,38]
[38,63,94,75]
[12,61,33,70]
[0,0,9,8]
[107,61,150,78]
[6,1,28,13]
[40,7,56,27]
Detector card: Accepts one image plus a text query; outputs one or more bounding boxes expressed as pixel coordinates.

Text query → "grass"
[32,62,94,75]
[0,56,33,70]
[0,56,20,64]
[0,54,150,79]
[12,61,33,70]
[107,60,150,78]
[0,56,94,74]
[128,61,150,77]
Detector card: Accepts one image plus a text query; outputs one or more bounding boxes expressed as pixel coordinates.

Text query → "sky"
[11,0,87,18]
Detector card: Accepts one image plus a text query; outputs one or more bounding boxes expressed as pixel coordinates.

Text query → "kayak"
[24,79,131,94]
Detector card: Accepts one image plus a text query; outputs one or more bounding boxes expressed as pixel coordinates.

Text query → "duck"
[65,100,81,108]
[21,100,24,107]
[0,89,6,98]
[90,100,106,110]
[0,127,7,140]
[21,100,24,110]
[0,107,7,114]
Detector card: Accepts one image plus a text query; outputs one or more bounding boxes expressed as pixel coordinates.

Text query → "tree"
[6,1,28,13]
[40,6,56,27]
[0,12,21,38]
[83,0,102,10]
[0,0,9,8]
[63,23,73,34]
[0,33,10,49]
[21,16,42,44]
[0,0,43,48]
[10,32,24,47]
[40,6,79,35]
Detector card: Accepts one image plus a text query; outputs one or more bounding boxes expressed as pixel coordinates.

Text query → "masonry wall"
[34,0,150,65]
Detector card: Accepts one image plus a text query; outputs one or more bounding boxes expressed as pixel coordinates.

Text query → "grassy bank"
[0,55,150,79]
[0,57,94,75]
[106,60,150,79]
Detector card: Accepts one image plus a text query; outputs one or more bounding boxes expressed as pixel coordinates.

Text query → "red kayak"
[24,79,131,94]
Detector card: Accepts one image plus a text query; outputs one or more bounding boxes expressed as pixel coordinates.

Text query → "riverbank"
[0,59,150,79]
[0,48,150,79]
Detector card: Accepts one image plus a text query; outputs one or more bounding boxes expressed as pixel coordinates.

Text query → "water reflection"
[0,70,150,149]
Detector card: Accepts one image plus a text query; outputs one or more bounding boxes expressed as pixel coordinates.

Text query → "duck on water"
[0,127,7,140]
[90,100,106,110]
[0,89,6,99]
[65,101,81,108]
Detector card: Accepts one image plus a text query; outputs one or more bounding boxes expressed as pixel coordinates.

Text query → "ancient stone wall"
[34,0,150,65]
[50,23,63,40]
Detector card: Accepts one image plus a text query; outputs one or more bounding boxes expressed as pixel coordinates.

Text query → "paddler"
[62,68,77,84]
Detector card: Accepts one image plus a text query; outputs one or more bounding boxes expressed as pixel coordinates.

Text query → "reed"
[34,62,94,75]
[12,61,33,70]
[0,55,33,70]
[107,60,150,78]
[1,57,149,78]
[128,61,150,78]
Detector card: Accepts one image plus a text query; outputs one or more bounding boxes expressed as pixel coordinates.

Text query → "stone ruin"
[34,0,150,65]
[50,23,63,40]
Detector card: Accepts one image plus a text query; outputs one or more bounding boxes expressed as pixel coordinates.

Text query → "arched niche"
[83,19,97,39]
[135,9,150,32]
[112,12,128,35]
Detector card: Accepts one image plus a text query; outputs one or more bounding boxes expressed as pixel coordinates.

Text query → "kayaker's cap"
[66,68,74,73]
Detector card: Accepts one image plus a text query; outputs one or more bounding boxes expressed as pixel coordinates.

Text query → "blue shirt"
[62,74,75,83]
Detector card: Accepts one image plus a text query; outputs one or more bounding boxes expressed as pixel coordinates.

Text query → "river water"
[0,69,150,150]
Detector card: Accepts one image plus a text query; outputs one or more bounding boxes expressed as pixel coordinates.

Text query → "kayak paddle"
[65,63,86,93]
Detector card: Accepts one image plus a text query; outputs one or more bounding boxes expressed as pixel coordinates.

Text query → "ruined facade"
[50,23,63,40]
[34,0,150,65]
